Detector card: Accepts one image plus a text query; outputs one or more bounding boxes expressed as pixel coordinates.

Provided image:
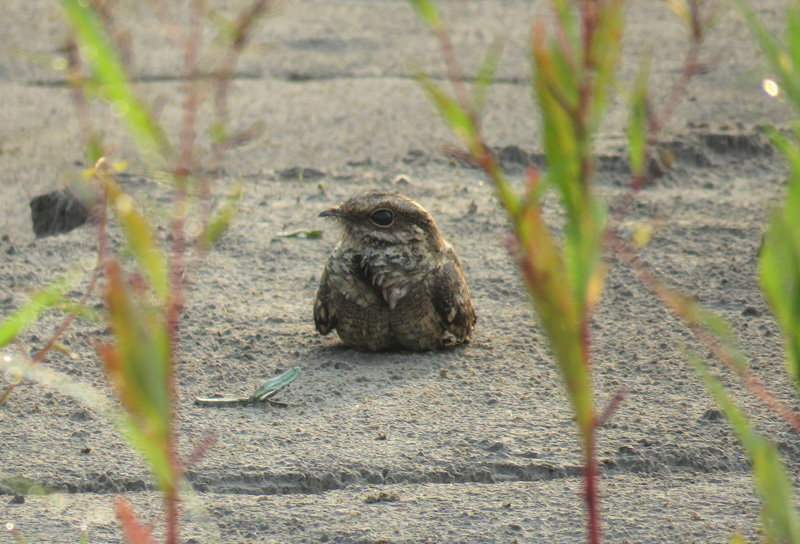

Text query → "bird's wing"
[431,245,476,342]
[314,266,336,335]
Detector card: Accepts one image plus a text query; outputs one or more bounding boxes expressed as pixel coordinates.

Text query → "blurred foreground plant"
[0,0,270,542]
[410,0,624,540]
[621,1,800,540]
[411,0,800,540]
[409,0,716,541]
[681,1,800,541]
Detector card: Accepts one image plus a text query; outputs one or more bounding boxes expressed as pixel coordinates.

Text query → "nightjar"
[314,192,476,351]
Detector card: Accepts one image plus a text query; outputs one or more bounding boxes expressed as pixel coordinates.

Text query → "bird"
[314,192,476,351]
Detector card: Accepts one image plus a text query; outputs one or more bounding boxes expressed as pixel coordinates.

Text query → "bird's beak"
[319,206,343,218]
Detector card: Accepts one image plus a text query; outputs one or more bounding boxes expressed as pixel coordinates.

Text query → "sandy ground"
[2,0,800,542]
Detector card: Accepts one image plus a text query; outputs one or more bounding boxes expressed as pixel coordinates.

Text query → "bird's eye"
[370,209,394,227]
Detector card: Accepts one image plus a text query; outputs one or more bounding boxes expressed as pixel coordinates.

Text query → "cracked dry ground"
[2,0,800,543]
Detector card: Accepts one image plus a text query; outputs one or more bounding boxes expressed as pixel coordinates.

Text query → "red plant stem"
[597,387,627,427]
[32,185,107,365]
[648,36,700,150]
[209,0,273,175]
[584,431,600,544]
[164,482,179,544]
[176,0,202,178]
[611,233,800,435]
[161,3,204,542]
[142,0,185,46]
[185,431,217,469]
[439,3,605,540]
[65,39,97,154]
[212,0,272,132]
[609,0,708,226]
[163,183,185,544]
[435,27,475,129]
[2,174,108,407]
[579,4,601,541]
[581,315,601,544]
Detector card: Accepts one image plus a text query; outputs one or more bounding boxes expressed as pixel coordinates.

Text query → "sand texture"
[1,0,798,542]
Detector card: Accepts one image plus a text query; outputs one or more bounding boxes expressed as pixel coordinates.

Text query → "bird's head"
[320,192,444,251]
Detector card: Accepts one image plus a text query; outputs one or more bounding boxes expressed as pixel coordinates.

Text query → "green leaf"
[417,73,477,149]
[471,39,504,116]
[52,299,104,325]
[408,0,442,30]
[0,275,77,349]
[0,355,120,421]
[697,309,751,375]
[759,126,800,391]
[628,50,651,178]
[201,183,243,248]
[196,366,301,406]
[277,229,323,239]
[99,260,174,490]
[61,0,173,164]
[105,179,169,302]
[253,367,300,401]
[102,261,171,425]
[589,0,625,128]
[78,525,89,544]
[691,355,800,543]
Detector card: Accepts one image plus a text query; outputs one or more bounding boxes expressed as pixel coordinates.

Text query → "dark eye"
[370,209,394,227]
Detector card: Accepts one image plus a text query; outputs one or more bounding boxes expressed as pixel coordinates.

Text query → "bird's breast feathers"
[330,243,439,309]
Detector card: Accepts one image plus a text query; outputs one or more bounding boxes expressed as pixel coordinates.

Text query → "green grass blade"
[698,309,750,374]
[105,179,169,302]
[589,0,624,128]
[0,277,175,496]
[0,275,77,349]
[97,262,173,490]
[61,0,173,163]
[759,127,800,390]
[417,73,477,149]
[201,183,243,248]
[691,355,800,543]
[531,40,581,217]
[734,0,800,110]
[102,261,171,429]
[471,39,504,116]
[408,0,442,30]
[52,299,104,325]
[253,367,300,401]
[0,354,119,421]
[628,50,651,179]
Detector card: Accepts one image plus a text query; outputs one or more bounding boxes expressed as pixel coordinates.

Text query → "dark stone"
[742,306,762,317]
[702,408,723,421]
[30,190,89,238]
[497,145,530,165]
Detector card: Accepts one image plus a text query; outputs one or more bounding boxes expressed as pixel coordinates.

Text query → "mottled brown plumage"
[314,192,476,351]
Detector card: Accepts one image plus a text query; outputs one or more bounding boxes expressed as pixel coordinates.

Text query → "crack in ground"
[23,72,530,87]
[0,454,753,497]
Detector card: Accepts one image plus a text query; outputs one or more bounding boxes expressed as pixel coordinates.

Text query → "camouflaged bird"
[314,192,476,351]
